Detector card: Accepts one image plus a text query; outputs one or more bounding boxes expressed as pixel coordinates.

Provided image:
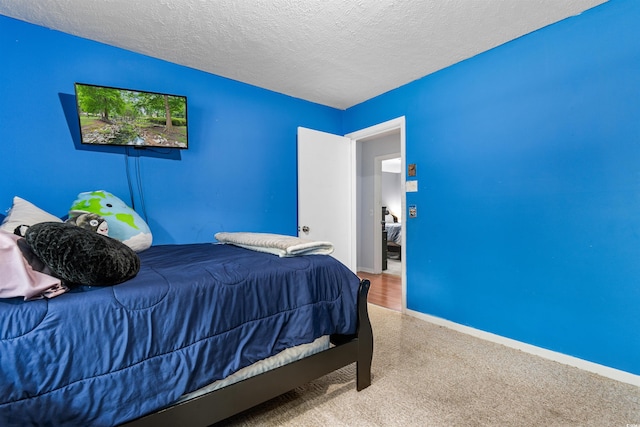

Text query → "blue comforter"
[0,243,360,426]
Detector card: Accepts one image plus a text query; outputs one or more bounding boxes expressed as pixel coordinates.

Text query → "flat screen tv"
[74,83,188,149]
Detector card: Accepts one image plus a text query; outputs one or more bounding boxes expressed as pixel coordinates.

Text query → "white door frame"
[346,116,407,311]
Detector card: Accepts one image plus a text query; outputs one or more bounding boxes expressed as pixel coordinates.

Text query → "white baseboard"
[405,308,640,387]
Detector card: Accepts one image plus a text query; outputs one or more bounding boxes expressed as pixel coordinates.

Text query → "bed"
[385,222,402,246]
[0,241,373,426]
[383,207,401,260]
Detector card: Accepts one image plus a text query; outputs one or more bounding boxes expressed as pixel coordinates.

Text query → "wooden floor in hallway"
[357,270,401,311]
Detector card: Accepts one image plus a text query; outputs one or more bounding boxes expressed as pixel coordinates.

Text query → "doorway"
[346,117,406,311]
[381,156,402,276]
[297,118,406,311]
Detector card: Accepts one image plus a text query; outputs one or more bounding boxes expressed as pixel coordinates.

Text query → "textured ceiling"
[0,0,607,109]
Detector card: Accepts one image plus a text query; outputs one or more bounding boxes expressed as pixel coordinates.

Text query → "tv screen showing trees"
[74,83,188,149]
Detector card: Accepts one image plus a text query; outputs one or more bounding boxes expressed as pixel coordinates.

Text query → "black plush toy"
[24,222,140,286]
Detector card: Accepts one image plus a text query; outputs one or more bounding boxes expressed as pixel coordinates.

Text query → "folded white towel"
[214,232,334,257]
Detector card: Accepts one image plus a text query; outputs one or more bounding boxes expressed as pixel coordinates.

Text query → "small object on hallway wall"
[408,163,416,177]
[409,205,417,218]
[406,180,418,192]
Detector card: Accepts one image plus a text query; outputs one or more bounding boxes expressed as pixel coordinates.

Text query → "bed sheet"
[0,243,360,426]
[385,222,402,244]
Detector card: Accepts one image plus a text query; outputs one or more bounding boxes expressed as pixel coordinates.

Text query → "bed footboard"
[330,277,373,390]
[123,278,373,427]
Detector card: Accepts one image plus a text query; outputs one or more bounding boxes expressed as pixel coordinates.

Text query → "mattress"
[0,243,360,426]
[177,335,330,402]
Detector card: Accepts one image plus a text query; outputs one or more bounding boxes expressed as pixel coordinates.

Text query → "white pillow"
[0,196,63,234]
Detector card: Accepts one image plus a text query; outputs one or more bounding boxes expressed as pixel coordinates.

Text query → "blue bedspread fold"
[0,243,360,426]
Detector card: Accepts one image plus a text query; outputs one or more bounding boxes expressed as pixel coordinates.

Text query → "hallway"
[358,265,401,311]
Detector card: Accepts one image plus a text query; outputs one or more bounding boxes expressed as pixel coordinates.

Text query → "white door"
[297,127,356,271]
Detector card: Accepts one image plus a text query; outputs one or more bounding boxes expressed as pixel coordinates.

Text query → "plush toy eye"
[106,203,113,208]
[90,219,99,227]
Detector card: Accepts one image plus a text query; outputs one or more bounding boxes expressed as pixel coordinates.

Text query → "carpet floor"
[216,304,640,426]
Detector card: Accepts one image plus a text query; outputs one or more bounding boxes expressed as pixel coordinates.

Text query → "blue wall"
[345,0,640,376]
[2,0,640,377]
[0,15,342,244]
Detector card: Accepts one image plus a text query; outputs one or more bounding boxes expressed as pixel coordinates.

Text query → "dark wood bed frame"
[122,278,373,427]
